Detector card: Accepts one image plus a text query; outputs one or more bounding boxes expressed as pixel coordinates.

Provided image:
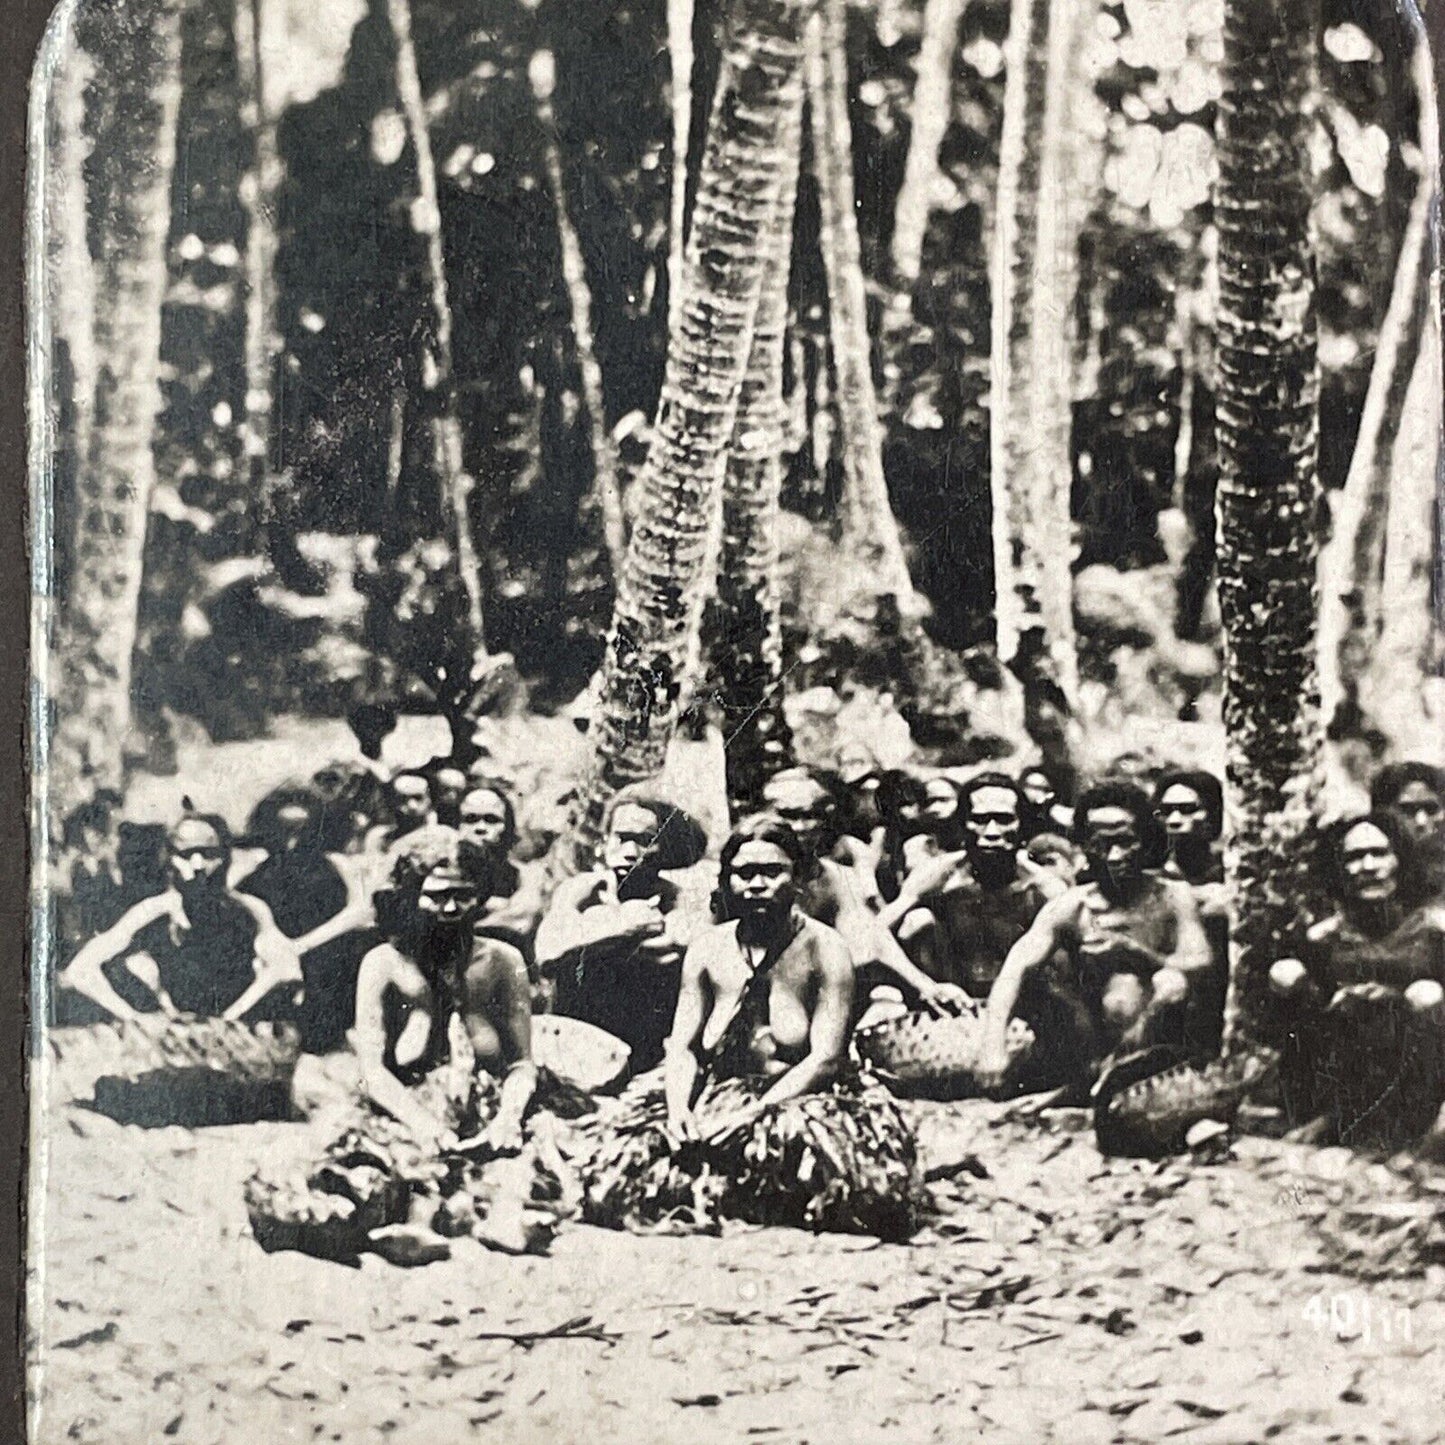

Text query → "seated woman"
[236,782,377,1053]
[975,782,1213,1094]
[580,815,921,1240]
[61,811,303,1025]
[247,827,576,1262]
[1269,812,1445,1148]
[534,791,706,1072]
[1371,761,1445,901]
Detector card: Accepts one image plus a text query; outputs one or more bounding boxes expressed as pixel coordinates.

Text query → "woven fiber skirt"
[579,1069,923,1242]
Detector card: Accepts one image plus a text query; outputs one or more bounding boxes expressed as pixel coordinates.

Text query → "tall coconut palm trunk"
[990,0,1081,720]
[807,0,916,607]
[667,0,696,338]
[530,50,627,580]
[879,0,970,405]
[47,0,183,835]
[566,0,816,868]
[711,88,804,816]
[1317,37,1437,741]
[380,0,486,647]
[1214,0,1323,1050]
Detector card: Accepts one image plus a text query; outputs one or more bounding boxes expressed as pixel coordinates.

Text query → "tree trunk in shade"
[807,0,916,609]
[667,0,696,339]
[1213,0,1323,1050]
[989,0,1082,724]
[710,84,804,816]
[47,0,183,833]
[530,50,627,582]
[563,0,816,871]
[1317,37,1437,742]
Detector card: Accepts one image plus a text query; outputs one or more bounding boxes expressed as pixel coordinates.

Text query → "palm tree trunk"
[381,0,486,646]
[234,0,281,511]
[1214,0,1323,1050]
[566,0,816,868]
[48,0,183,832]
[711,86,804,816]
[45,31,96,617]
[990,0,1081,714]
[1317,37,1436,738]
[667,0,696,338]
[807,0,916,607]
[879,0,969,404]
[530,50,627,582]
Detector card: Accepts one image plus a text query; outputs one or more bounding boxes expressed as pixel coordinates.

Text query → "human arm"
[221,897,305,1022]
[533,877,664,977]
[1163,881,1212,977]
[976,893,1077,1089]
[288,854,377,957]
[875,850,968,932]
[58,895,172,1022]
[351,946,452,1145]
[834,894,968,1015]
[662,940,711,1139]
[466,941,537,1154]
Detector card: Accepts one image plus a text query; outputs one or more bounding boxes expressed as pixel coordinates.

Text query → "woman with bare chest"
[582,817,921,1241]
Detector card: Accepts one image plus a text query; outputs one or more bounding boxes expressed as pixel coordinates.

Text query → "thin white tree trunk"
[530,51,627,581]
[234,0,282,504]
[385,0,486,643]
[667,0,695,338]
[49,0,183,830]
[990,0,1080,706]
[1317,38,1437,733]
[879,0,969,402]
[806,0,916,607]
[566,0,815,869]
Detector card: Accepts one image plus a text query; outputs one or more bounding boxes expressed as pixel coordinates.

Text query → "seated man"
[975,782,1213,1092]
[428,763,470,828]
[456,780,544,956]
[535,792,700,1072]
[880,772,1067,999]
[363,769,437,856]
[1269,812,1445,1146]
[61,812,303,1024]
[1371,761,1445,901]
[760,768,967,1016]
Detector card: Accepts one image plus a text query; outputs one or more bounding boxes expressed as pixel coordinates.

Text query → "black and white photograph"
[24,0,1445,1438]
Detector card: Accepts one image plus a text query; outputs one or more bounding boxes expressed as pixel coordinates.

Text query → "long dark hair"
[1153,769,1224,844]
[712,814,807,922]
[1073,781,1165,868]
[1315,811,1426,912]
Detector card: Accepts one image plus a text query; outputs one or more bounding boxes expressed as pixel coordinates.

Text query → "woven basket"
[855,1006,1034,1100]
[1093,1046,1276,1158]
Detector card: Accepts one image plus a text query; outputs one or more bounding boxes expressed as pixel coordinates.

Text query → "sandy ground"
[26,1060,1445,1445]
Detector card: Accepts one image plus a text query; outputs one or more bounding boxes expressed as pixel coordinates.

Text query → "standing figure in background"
[1371,762,1445,901]
[760,768,968,1016]
[61,812,304,1024]
[535,792,704,1072]
[975,783,1213,1092]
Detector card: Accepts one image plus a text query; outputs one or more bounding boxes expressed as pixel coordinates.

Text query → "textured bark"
[234,0,281,503]
[807,0,915,606]
[381,0,485,644]
[48,0,183,832]
[530,51,626,581]
[1317,38,1437,737]
[1214,0,1323,1050]
[710,88,804,816]
[879,0,969,404]
[989,0,1081,713]
[45,35,96,608]
[667,0,696,338]
[567,0,815,867]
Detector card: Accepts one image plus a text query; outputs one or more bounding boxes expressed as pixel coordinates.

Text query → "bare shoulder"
[797,915,853,978]
[1306,914,1343,946]
[465,935,528,990]
[546,870,606,914]
[1158,876,1202,913]
[358,941,417,994]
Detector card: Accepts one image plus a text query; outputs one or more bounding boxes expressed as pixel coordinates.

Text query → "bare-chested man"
[976,782,1212,1091]
[760,768,967,1016]
[62,813,304,1024]
[456,780,544,954]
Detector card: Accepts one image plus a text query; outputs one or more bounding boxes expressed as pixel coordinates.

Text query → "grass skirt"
[579,1069,923,1242]
[245,1020,584,1262]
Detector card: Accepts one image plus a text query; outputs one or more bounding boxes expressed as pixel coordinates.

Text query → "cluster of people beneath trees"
[56,718,1445,1255]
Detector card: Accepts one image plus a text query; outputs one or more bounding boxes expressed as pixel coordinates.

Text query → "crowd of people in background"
[54,703,1445,1253]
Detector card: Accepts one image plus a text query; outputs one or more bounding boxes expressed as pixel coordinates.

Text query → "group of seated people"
[56,742,1445,1248]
